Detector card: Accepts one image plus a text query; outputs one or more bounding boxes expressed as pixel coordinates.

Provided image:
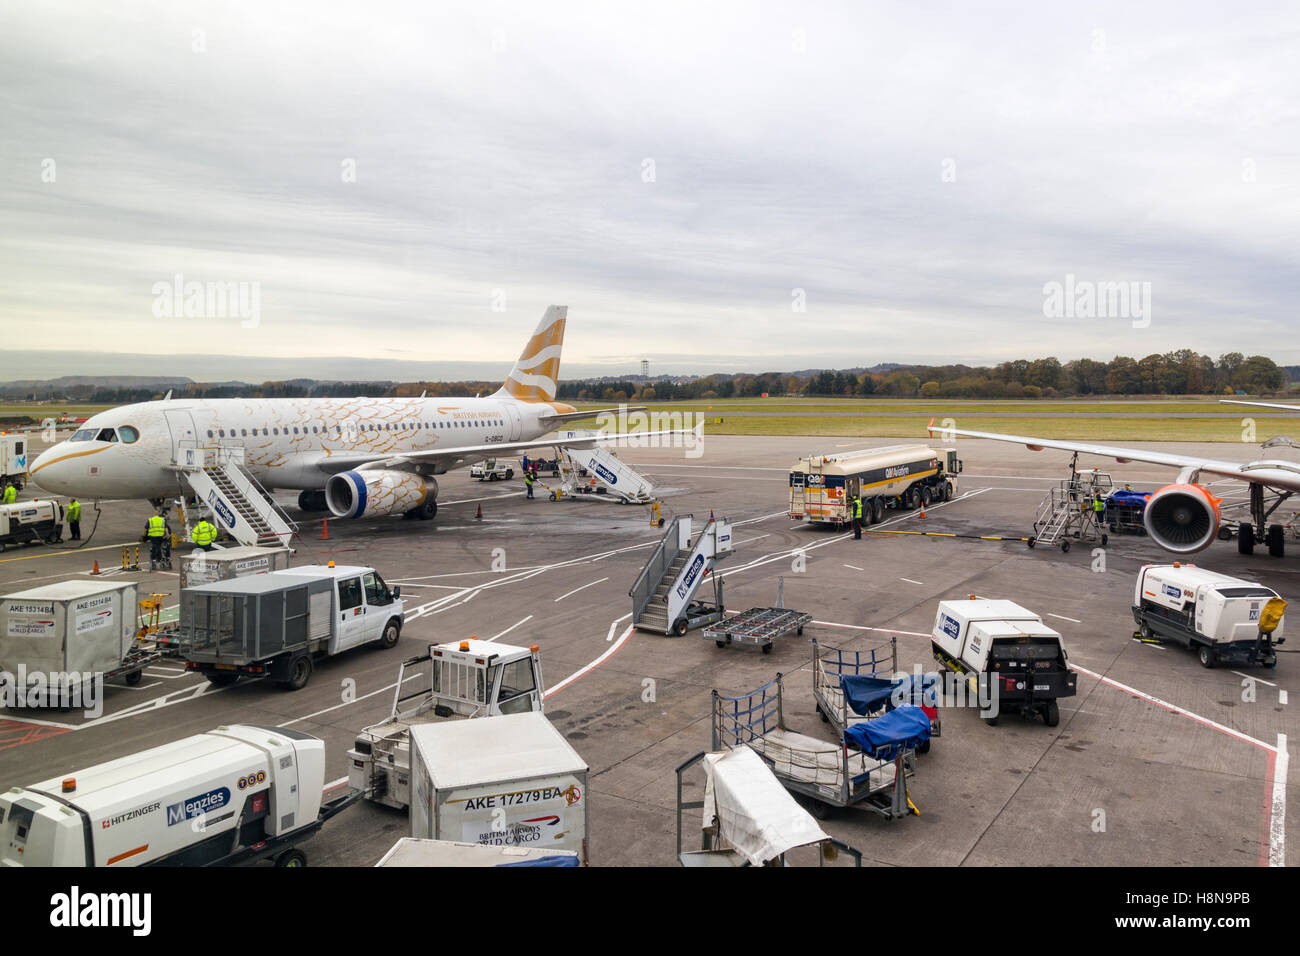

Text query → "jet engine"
[1142,483,1220,553]
[325,470,437,519]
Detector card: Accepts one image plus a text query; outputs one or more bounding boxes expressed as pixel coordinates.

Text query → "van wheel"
[205,672,239,686]
[275,849,307,867]
[286,655,314,690]
[125,670,143,686]
[1044,700,1060,727]
[378,620,401,649]
[1198,644,1216,669]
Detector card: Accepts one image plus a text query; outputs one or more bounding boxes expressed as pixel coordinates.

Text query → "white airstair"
[548,430,655,504]
[171,444,298,547]
[631,514,733,634]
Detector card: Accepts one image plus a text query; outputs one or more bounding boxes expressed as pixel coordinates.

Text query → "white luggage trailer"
[376,837,579,867]
[349,638,545,809]
[1132,563,1285,668]
[711,674,924,821]
[675,745,862,867]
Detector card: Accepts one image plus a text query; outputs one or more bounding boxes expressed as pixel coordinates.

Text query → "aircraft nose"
[30,444,72,494]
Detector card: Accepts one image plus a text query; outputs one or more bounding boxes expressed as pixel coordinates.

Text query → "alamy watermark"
[1042,273,1151,328]
[0,666,103,718]
[594,404,705,459]
[152,273,260,328]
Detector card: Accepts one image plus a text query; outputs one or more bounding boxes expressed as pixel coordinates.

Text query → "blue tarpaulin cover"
[498,855,581,867]
[843,705,932,761]
[840,673,940,716]
[1107,489,1150,509]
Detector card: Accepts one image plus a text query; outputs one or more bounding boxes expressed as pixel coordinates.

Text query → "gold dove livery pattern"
[29,307,648,523]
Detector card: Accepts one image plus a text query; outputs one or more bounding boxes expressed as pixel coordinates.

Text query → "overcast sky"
[1,1,1297,382]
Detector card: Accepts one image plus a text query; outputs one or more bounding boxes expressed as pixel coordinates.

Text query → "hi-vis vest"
[147,515,167,537]
[1,486,15,503]
[853,498,863,519]
[193,522,217,545]
[1093,497,1104,512]
[67,501,81,521]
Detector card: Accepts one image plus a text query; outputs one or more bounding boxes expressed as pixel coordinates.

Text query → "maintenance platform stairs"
[631,514,733,634]
[172,444,298,547]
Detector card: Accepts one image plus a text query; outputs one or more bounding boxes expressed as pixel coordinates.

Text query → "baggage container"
[409,712,589,862]
[179,544,292,589]
[0,580,138,684]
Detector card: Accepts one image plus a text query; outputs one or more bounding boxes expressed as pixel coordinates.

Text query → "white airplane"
[927,416,1300,557]
[31,306,678,523]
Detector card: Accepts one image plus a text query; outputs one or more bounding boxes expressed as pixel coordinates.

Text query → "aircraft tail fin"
[494,306,567,403]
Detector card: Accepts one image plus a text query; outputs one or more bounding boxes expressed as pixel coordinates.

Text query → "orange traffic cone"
[321,518,329,540]
[919,500,926,519]
[91,560,100,575]
[475,503,483,519]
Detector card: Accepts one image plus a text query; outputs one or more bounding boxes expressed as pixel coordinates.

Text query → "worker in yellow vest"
[143,511,170,569]
[192,519,218,551]
[67,497,82,540]
[1,482,15,504]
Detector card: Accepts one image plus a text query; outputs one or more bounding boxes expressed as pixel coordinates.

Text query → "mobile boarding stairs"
[546,431,655,505]
[169,442,298,548]
[631,514,733,635]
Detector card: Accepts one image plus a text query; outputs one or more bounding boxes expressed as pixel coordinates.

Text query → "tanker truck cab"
[1133,564,1285,668]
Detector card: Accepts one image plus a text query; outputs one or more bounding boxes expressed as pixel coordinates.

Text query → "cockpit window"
[118,425,140,444]
[95,428,118,443]
[70,429,96,442]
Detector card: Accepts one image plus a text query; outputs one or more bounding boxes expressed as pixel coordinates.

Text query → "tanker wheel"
[125,669,143,686]
[921,486,933,507]
[275,849,307,867]
[1044,700,1060,727]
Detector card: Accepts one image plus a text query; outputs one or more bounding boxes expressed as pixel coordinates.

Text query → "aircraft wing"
[537,405,646,427]
[310,425,698,475]
[926,419,1300,491]
[1221,400,1300,412]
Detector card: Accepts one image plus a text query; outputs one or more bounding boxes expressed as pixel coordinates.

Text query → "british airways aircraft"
[30,307,657,522]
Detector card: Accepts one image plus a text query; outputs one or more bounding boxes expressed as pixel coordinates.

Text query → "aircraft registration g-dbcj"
[31,307,678,522]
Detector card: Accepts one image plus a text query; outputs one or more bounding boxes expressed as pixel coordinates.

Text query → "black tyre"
[1198,644,1216,669]
[125,669,143,686]
[761,642,773,654]
[1027,537,1036,549]
[1101,533,1108,546]
[807,799,833,821]
[916,739,931,754]
[1239,522,1255,555]
[1060,540,1070,553]
[942,481,953,501]
[674,618,688,636]
[205,672,239,687]
[286,655,314,691]
[921,486,933,507]
[506,470,514,480]
[416,499,437,520]
[378,619,401,649]
[716,640,726,648]
[1267,524,1285,558]
[1044,700,1060,727]
[275,849,307,868]
[909,487,922,509]
[871,497,884,523]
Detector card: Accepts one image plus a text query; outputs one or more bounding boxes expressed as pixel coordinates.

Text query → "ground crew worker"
[852,494,864,539]
[525,470,535,499]
[192,518,218,551]
[67,497,82,540]
[1093,492,1105,530]
[143,511,169,569]
[1,482,15,504]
